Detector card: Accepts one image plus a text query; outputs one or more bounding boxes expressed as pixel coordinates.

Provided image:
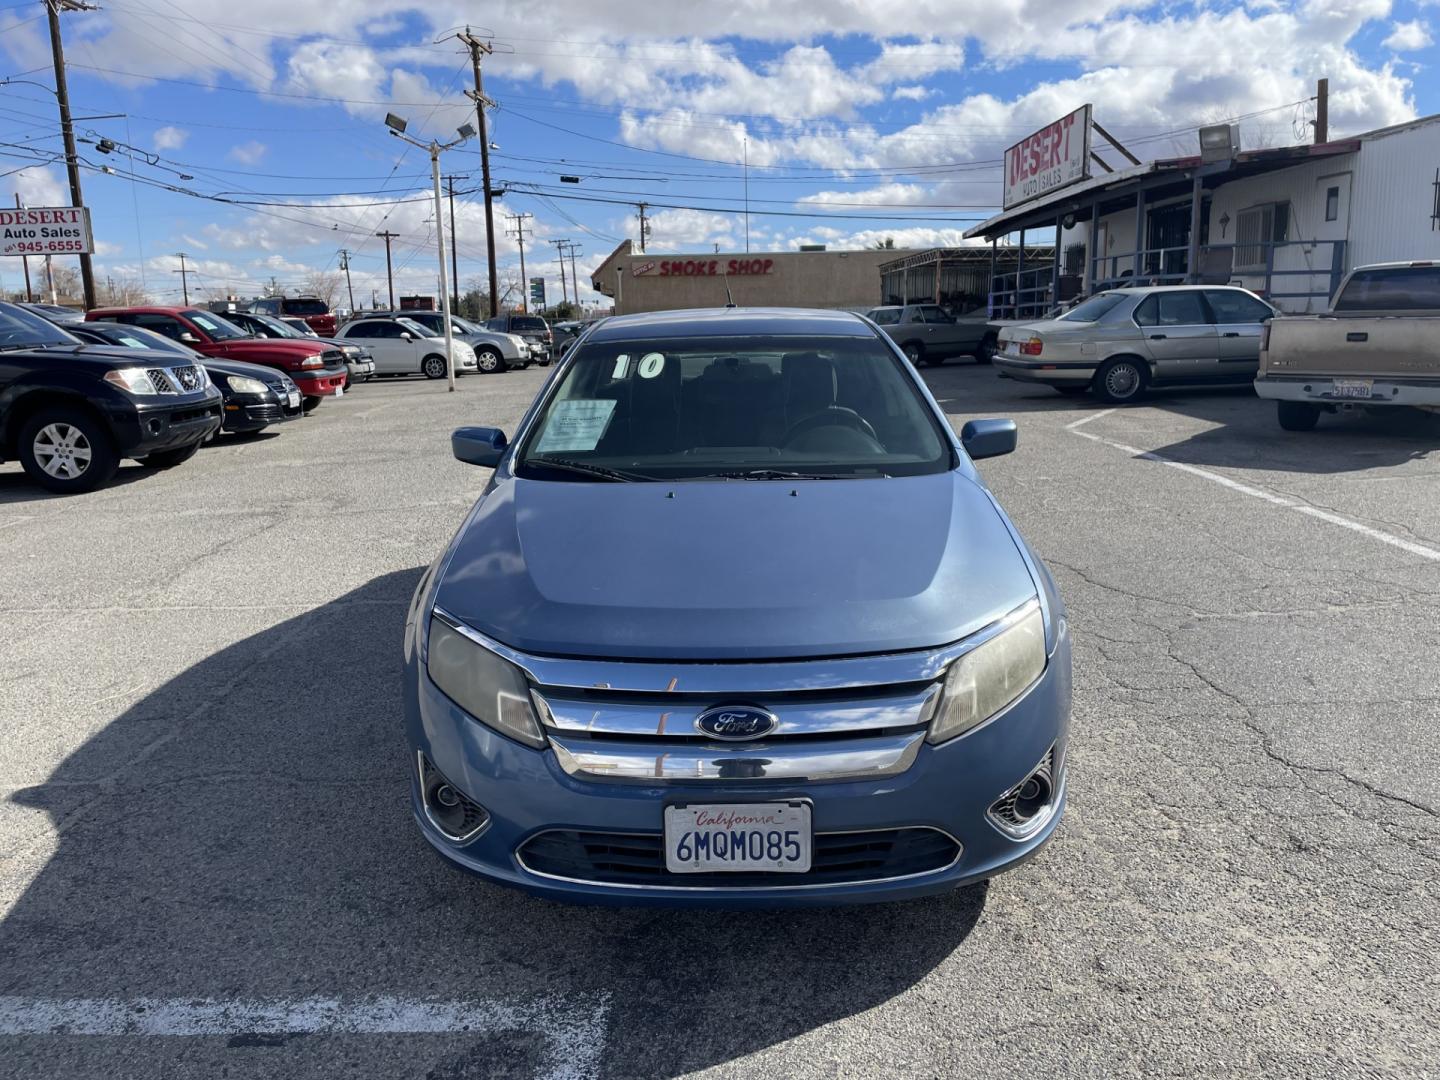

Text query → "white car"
[371,311,528,373]
[335,317,478,379]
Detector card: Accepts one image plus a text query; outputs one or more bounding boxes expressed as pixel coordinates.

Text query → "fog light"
[988,747,1060,839]
[417,752,489,843]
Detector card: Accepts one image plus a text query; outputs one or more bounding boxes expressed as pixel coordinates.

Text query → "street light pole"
[386,113,474,393]
[45,0,97,310]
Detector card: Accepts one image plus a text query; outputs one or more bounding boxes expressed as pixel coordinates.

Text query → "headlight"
[299,355,323,369]
[926,605,1046,744]
[102,367,160,395]
[427,618,547,748]
[225,374,268,394]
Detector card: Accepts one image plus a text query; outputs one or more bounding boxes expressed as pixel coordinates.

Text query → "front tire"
[422,354,448,379]
[17,407,119,494]
[138,442,200,470]
[903,342,926,366]
[302,395,323,413]
[1093,357,1148,404]
[1277,400,1321,432]
[474,348,502,374]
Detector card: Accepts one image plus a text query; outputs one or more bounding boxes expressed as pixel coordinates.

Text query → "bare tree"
[496,269,525,311]
[102,276,149,305]
[302,269,343,306]
[46,262,82,302]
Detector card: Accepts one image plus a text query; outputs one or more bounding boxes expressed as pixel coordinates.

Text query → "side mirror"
[399,331,412,341]
[452,426,508,468]
[960,418,1017,460]
[178,331,200,344]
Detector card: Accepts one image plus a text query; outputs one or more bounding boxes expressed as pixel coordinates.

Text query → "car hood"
[433,471,1038,660]
[218,339,327,358]
[202,356,291,381]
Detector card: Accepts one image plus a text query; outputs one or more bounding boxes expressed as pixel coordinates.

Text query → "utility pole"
[1315,77,1329,144]
[14,194,33,302]
[44,254,56,304]
[506,212,532,312]
[563,241,583,313]
[547,238,571,308]
[374,230,399,309]
[46,0,98,310]
[173,252,190,305]
[338,249,355,311]
[455,27,499,319]
[636,203,650,253]
[443,175,461,313]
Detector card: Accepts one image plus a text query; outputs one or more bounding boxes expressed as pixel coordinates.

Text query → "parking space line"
[1069,426,1440,563]
[0,993,610,1080]
[1065,408,1116,431]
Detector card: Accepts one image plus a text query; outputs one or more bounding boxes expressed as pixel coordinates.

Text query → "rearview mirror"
[452,426,508,468]
[960,418,1017,460]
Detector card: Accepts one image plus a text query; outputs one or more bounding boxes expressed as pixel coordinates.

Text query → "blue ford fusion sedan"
[403,308,1070,905]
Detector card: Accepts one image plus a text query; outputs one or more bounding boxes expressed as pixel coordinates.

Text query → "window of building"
[1235,202,1291,270]
[1325,186,1340,222]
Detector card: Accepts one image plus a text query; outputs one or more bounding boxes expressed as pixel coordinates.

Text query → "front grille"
[517,826,959,888]
[145,368,178,394]
[244,404,282,422]
[320,349,344,365]
[170,365,204,391]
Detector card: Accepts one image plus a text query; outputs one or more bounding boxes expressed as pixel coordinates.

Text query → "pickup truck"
[87,306,348,412]
[864,304,992,366]
[1255,262,1440,431]
[245,295,338,337]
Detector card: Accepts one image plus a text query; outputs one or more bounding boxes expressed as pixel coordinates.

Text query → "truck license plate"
[287,391,301,409]
[1332,379,1372,399]
[664,802,811,873]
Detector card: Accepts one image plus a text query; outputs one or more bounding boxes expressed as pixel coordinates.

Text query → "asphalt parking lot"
[2,364,1438,1079]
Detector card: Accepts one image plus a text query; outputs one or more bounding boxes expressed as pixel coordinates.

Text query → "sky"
[0,0,1436,311]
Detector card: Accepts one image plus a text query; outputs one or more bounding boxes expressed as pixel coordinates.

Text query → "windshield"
[866,308,902,325]
[184,310,247,340]
[511,316,548,332]
[282,318,318,335]
[88,326,188,353]
[250,313,305,338]
[515,335,952,482]
[282,299,329,316]
[0,301,81,348]
[1058,293,1127,322]
[396,317,436,337]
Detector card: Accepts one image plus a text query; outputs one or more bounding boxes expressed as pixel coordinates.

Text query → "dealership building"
[589,241,919,315]
[966,102,1440,318]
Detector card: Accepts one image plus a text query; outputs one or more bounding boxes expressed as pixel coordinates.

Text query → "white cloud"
[1384,20,1432,50]
[800,183,929,208]
[228,140,268,165]
[152,125,188,151]
[11,166,67,208]
[892,85,934,101]
[285,42,386,115]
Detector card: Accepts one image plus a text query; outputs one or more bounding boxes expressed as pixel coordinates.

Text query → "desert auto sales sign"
[1003,105,1092,210]
[0,206,94,257]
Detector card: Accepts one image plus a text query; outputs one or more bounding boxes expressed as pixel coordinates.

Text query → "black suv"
[0,302,222,493]
[484,312,553,364]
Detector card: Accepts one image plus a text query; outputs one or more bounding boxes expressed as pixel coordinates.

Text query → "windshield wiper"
[526,457,650,482]
[699,468,881,481]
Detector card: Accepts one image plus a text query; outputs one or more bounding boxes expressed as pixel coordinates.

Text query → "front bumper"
[293,366,348,397]
[109,390,224,456]
[1255,374,1440,407]
[994,354,1095,385]
[405,633,1071,907]
[221,391,303,433]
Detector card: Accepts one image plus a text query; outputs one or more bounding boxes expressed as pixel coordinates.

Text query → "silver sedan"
[993,285,1276,403]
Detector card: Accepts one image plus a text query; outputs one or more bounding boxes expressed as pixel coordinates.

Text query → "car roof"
[587,307,873,342]
[1100,285,1258,296]
[88,305,193,317]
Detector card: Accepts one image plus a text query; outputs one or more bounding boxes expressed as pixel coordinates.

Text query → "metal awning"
[963,140,1361,242]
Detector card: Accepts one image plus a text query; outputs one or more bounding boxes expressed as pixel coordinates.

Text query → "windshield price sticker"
[0,206,94,257]
[533,398,617,453]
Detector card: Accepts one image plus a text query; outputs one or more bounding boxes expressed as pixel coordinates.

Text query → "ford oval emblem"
[694,705,778,741]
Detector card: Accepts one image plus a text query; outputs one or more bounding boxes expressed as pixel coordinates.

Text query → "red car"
[245,295,337,337]
[86,306,347,411]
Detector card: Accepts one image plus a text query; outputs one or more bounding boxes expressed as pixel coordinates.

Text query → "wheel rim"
[905,345,921,362]
[1105,363,1140,398]
[425,357,445,377]
[33,422,92,479]
[478,350,499,372]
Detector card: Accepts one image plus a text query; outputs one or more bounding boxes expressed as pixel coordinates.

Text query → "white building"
[965,113,1440,315]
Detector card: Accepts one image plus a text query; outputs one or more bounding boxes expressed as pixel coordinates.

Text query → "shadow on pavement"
[2,568,985,1079]
[0,461,156,505]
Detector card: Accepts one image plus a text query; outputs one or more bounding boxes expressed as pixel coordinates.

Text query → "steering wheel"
[781,406,879,448]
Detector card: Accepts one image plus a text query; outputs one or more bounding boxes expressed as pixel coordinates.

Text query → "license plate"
[334,385,343,397]
[664,802,811,874]
[287,391,301,409]
[1332,379,1372,399]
